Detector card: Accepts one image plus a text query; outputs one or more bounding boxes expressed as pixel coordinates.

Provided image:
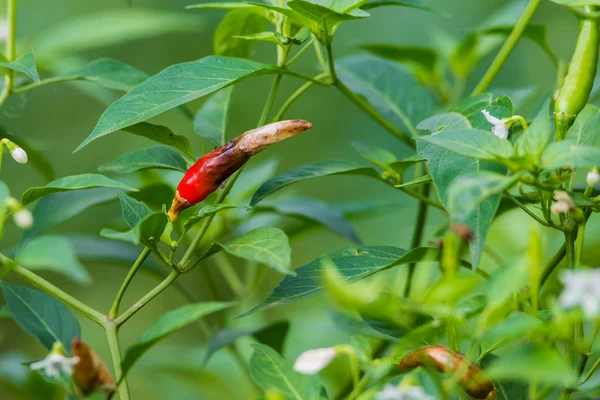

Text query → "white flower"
[482,110,509,140]
[10,147,27,164]
[293,347,337,374]
[375,384,435,400]
[559,269,600,318]
[13,208,33,229]
[587,168,600,187]
[30,354,79,378]
[551,191,575,214]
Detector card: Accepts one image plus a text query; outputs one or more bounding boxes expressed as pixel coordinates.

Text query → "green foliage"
[193,87,233,146]
[0,50,40,83]
[0,283,80,352]
[213,10,267,58]
[98,146,189,174]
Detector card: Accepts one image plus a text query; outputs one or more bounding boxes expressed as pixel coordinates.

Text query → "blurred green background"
[0,0,598,398]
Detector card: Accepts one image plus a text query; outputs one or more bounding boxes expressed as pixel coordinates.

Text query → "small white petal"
[481,110,504,125]
[551,201,571,215]
[559,269,600,319]
[29,354,79,378]
[13,208,33,229]
[293,347,337,374]
[375,385,435,400]
[587,168,600,187]
[10,147,27,164]
[492,125,509,140]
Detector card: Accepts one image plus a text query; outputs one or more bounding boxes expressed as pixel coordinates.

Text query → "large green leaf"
[481,312,543,345]
[99,146,189,174]
[194,87,233,146]
[287,0,369,24]
[0,50,40,83]
[417,128,513,162]
[0,282,80,353]
[360,45,438,83]
[22,174,137,205]
[249,344,323,400]
[120,302,233,380]
[78,56,287,151]
[361,0,435,12]
[77,58,149,91]
[196,227,292,275]
[204,321,289,363]
[121,123,194,158]
[565,104,600,146]
[541,141,600,170]
[251,160,380,206]
[102,211,168,248]
[214,10,267,58]
[33,9,203,58]
[16,236,91,285]
[186,2,268,14]
[485,344,577,387]
[336,55,434,138]
[23,188,118,241]
[513,101,551,161]
[184,204,251,231]
[447,172,515,223]
[240,246,442,317]
[117,193,152,228]
[257,197,361,244]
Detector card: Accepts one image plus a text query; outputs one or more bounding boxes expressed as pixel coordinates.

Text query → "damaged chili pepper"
[71,338,116,399]
[398,346,496,400]
[168,119,312,221]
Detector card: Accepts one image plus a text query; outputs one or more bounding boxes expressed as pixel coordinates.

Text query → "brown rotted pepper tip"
[168,190,190,221]
[71,338,116,400]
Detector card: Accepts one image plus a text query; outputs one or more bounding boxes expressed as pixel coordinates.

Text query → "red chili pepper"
[168,119,312,220]
[398,346,496,400]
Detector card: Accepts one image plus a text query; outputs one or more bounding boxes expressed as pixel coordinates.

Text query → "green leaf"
[194,87,233,146]
[0,305,9,318]
[565,104,600,146]
[121,123,194,158]
[361,45,438,83]
[480,25,558,67]
[249,344,323,400]
[22,174,137,206]
[184,204,251,231]
[485,344,577,387]
[336,55,434,137]
[33,9,203,58]
[513,101,551,161]
[198,227,292,275]
[394,173,432,188]
[447,172,515,223]
[78,56,286,151]
[246,3,318,35]
[120,302,233,380]
[186,2,268,15]
[417,112,471,133]
[541,141,600,170]
[239,246,442,317]
[16,236,91,285]
[76,58,149,91]
[214,10,267,58]
[117,192,152,228]
[0,50,40,83]
[546,0,600,6]
[204,321,289,363]
[0,282,80,352]
[102,211,168,247]
[483,258,529,306]
[251,160,380,206]
[257,197,361,244]
[361,0,435,12]
[417,128,513,161]
[23,189,118,241]
[481,312,543,345]
[452,94,513,130]
[287,0,369,24]
[0,131,55,182]
[234,31,304,46]
[99,146,189,174]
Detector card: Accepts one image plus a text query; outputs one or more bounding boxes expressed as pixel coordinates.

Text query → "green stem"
[105,323,130,400]
[215,253,245,298]
[109,247,151,319]
[575,222,585,268]
[0,0,17,108]
[272,72,329,121]
[115,270,180,326]
[404,183,430,297]
[471,0,542,95]
[7,261,106,326]
[565,228,576,367]
[286,36,316,67]
[334,80,415,149]
[504,191,563,230]
[322,22,337,82]
[313,41,328,74]
[12,76,84,94]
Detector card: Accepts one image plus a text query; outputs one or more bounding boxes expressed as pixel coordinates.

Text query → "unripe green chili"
[555,9,599,140]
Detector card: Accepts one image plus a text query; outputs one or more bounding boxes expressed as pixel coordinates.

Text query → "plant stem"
[12,76,84,94]
[313,41,328,74]
[286,36,316,67]
[334,80,415,149]
[0,0,17,107]
[322,22,337,82]
[565,228,576,367]
[115,270,180,326]
[109,247,151,319]
[215,253,245,298]
[471,0,542,95]
[272,72,329,121]
[504,191,562,230]
[105,323,130,400]
[404,183,430,297]
[6,261,106,326]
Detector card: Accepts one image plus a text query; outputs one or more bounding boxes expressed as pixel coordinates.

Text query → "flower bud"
[13,208,33,229]
[551,191,576,214]
[169,120,312,221]
[587,167,600,187]
[2,138,27,164]
[293,347,337,374]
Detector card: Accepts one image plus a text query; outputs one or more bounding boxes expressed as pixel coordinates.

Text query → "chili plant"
[2,0,600,399]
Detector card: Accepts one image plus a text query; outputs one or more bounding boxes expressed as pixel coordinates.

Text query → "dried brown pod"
[71,338,117,399]
[168,119,312,221]
[398,345,496,400]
